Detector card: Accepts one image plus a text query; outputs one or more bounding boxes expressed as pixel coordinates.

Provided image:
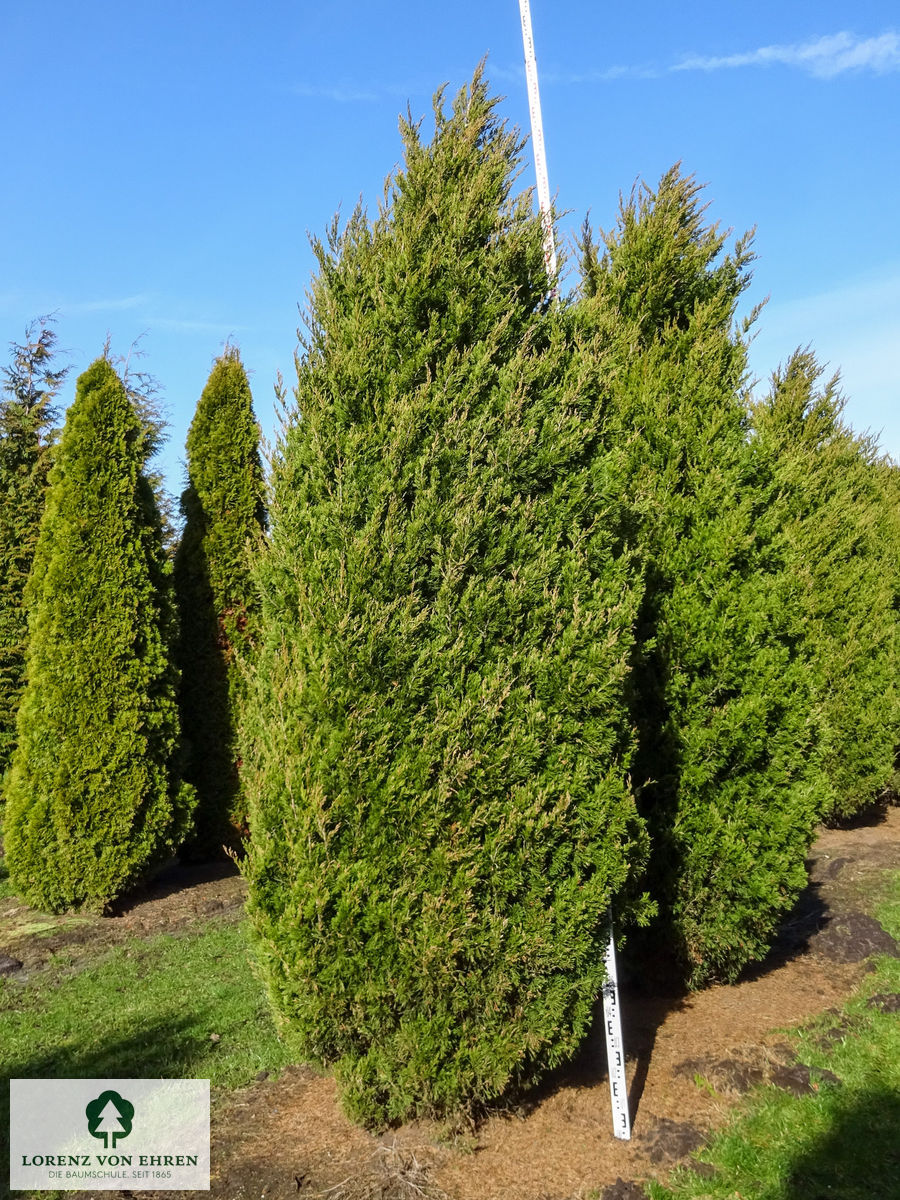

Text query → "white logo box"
[10,1079,210,1191]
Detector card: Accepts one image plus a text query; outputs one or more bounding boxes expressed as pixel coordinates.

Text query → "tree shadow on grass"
[2,1016,207,1200]
[773,1087,900,1200]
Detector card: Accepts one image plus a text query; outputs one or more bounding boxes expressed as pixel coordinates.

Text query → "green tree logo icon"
[85,1090,134,1148]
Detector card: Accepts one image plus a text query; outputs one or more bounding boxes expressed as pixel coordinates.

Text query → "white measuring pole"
[517,0,631,1142]
[518,0,557,281]
[602,918,631,1139]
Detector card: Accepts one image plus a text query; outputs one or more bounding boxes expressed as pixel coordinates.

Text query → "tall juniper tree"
[751,351,900,821]
[0,317,68,778]
[579,168,820,985]
[174,346,265,856]
[241,70,649,1125]
[4,357,194,911]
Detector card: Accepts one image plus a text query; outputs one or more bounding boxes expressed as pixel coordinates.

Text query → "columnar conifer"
[0,318,67,777]
[580,169,819,984]
[752,351,900,820]
[174,347,265,855]
[241,71,648,1124]
[5,357,194,911]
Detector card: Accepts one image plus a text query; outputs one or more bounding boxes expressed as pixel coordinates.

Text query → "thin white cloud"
[491,61,657,85]
[492,31,899,90]
[675,31,900,79]
[290,82,380,104]
[148,317,247,335]
[548,65,659,84]
[66,293,150,315]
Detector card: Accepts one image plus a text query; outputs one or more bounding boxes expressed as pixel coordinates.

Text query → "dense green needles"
[240,70,650,1125]
[580,170,823,984]
[175,347,266,856]
[751,351,900,822]
[0,318,67,780]
[4,358,194,912]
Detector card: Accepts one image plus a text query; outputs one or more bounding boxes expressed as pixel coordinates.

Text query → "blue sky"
[1,1,898,491]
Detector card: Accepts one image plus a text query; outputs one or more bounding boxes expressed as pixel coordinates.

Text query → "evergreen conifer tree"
[751,351,900,820]
[580,169,819,984]
[4,357,194,911]
[0,318,68,777]
[174,347,266,855]
[241,71,648,1125]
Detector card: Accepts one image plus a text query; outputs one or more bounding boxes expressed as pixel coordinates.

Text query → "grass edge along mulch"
[643,869,900,1200]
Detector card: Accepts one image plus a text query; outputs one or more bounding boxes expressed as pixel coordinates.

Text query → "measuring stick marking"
[602,921,631,1139]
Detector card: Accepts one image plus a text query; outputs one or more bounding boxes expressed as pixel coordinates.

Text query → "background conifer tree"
[4,357,194,911]
[174,346,266,855]
[580,169,819,984]
[241,70,648,1125]
[0,317,68,778]
[751,351,900,821]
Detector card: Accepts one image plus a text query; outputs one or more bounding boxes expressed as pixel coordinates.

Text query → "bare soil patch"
[0,860,245,976]
[6,804,899,1200]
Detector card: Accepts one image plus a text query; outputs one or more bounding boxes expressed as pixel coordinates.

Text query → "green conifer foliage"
[752,351,900,821]
[580,169,819,985]
[174,347,265,856]
[0,318,67,778]
[241,71,648,1125]
[4,357,194,912]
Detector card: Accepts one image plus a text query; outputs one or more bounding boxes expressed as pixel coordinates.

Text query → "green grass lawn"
[646,871,900,1200]
[1,917,294,1199]
[1,919,292,1087]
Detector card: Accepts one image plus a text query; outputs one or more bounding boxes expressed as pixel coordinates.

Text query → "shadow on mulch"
[495,957,690,1131]
[506,795,899,1137]
[1,855,246,976]
[742,881,899,981]
[601,1179,648,1200]
[739,877,833,982]
[823,792,897,831]
[110,857,241,917]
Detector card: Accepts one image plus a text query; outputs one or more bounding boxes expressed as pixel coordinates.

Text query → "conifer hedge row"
[0,338,264,908]
[578,172,822,984]
[1,66,897,1132]
[751,352,900,822]
[241,76,900,1122]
